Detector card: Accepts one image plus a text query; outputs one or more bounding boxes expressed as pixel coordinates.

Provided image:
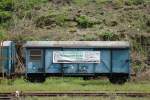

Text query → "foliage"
[0,0,149,71]
[124,0,145,5]
[80,34,97,41]
[100,31,115,40]
[0,11,12,23]
[0,0,13,24]
[73,0,90,6]
[0,78,150,92]
[95,0,110,4]
[35,13,68,28]
[0,0,13,11]
[0,31,7,40]
[138,15,150,33]
[11,34,38,41]
[27,96,150,100]
[95,0,149,6]
[13,0,48,10]
[76,15,94,28]
[54,14,68,26]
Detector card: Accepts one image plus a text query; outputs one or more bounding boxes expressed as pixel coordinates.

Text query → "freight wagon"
[24,41,130,84]
[0,41,16,77]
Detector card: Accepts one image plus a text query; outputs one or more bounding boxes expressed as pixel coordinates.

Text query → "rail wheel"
[83,77,90,80]
[109,76,127,84]
[27,76,46,83]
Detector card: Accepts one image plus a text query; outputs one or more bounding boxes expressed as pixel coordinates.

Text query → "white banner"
[53,51,100,63]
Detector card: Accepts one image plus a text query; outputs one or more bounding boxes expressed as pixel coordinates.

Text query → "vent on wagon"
[30,50,42,61]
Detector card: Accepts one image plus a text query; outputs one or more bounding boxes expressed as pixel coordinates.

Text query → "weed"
[0,0,13,11]
[124,0,145,5]
[73,0,89,6]
[75,15,94,28]
[101,31,114,40]
[35,12,68,28]
[0,11,12,23]
[11,34,38,41]
[0,78,150,92]
[95,0,110,4]
[0,31,7,40]
[26,96,150,100]
[13,0,48,10]
[55,14,68,26]
[80,34,97,41]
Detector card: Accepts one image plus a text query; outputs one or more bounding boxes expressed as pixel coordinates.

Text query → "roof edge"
[24,41,130,48]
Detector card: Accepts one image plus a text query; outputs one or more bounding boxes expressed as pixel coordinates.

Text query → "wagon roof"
[24,41,130,48]
[0,41,12,47]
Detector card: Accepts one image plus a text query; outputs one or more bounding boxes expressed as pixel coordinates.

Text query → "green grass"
[0,77,150,93]
[25,96,150,100]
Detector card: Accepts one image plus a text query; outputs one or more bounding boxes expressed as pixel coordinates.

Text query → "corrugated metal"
[24,41,130,48]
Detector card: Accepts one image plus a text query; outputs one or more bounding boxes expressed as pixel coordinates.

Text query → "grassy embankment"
[0,0,149,94]
[25,96,150,100]
[0,0,149,75]
[0,77,150,93]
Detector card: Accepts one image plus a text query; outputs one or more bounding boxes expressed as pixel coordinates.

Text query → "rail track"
[0,92,150,99]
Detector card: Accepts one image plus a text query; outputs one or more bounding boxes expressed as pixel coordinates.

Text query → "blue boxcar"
[0,41,16,77]
[24,41,130,84]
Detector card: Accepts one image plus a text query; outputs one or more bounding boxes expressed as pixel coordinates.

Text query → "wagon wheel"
[109,76,127,84]
[27,76,46,83]
[83,77,90,80]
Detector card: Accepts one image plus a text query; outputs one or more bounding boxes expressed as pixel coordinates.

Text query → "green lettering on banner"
[53,51,100,63]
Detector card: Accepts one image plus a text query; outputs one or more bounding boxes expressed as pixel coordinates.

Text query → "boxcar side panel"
[10,43,16,74]
[63,64,78,73]
[62,48,94,74]
[45,49,61,73]
[0,47,9,74]
[95,49,111,73]
[26,49,44,73]
[112,49,130,73]
[0,42,16,76]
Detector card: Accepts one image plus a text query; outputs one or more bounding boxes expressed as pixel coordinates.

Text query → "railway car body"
[0,41,16,77]
[24,41,130,84]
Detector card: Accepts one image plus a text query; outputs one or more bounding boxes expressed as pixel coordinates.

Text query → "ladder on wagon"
[0,41,4,79]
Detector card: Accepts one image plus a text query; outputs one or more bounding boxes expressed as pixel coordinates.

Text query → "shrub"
[116,1,125,8]
[0,31,7,40]
[49,0,72,5]
[13,0,48,11]
[0,0,14,11]
[80,34,97,41]
[75,15,94,28]
[124,0,145,5]
[35,13,68,28]
[73,0,89,6]
[101,31,114,40]
[0,11,12,23]
[0,0,13,23]
[35,15,56,28]
[11,34,38,41]
[55,14,68,26]
[95,0,110,4]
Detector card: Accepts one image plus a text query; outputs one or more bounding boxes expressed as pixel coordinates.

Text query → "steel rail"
[0,92,150,98]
